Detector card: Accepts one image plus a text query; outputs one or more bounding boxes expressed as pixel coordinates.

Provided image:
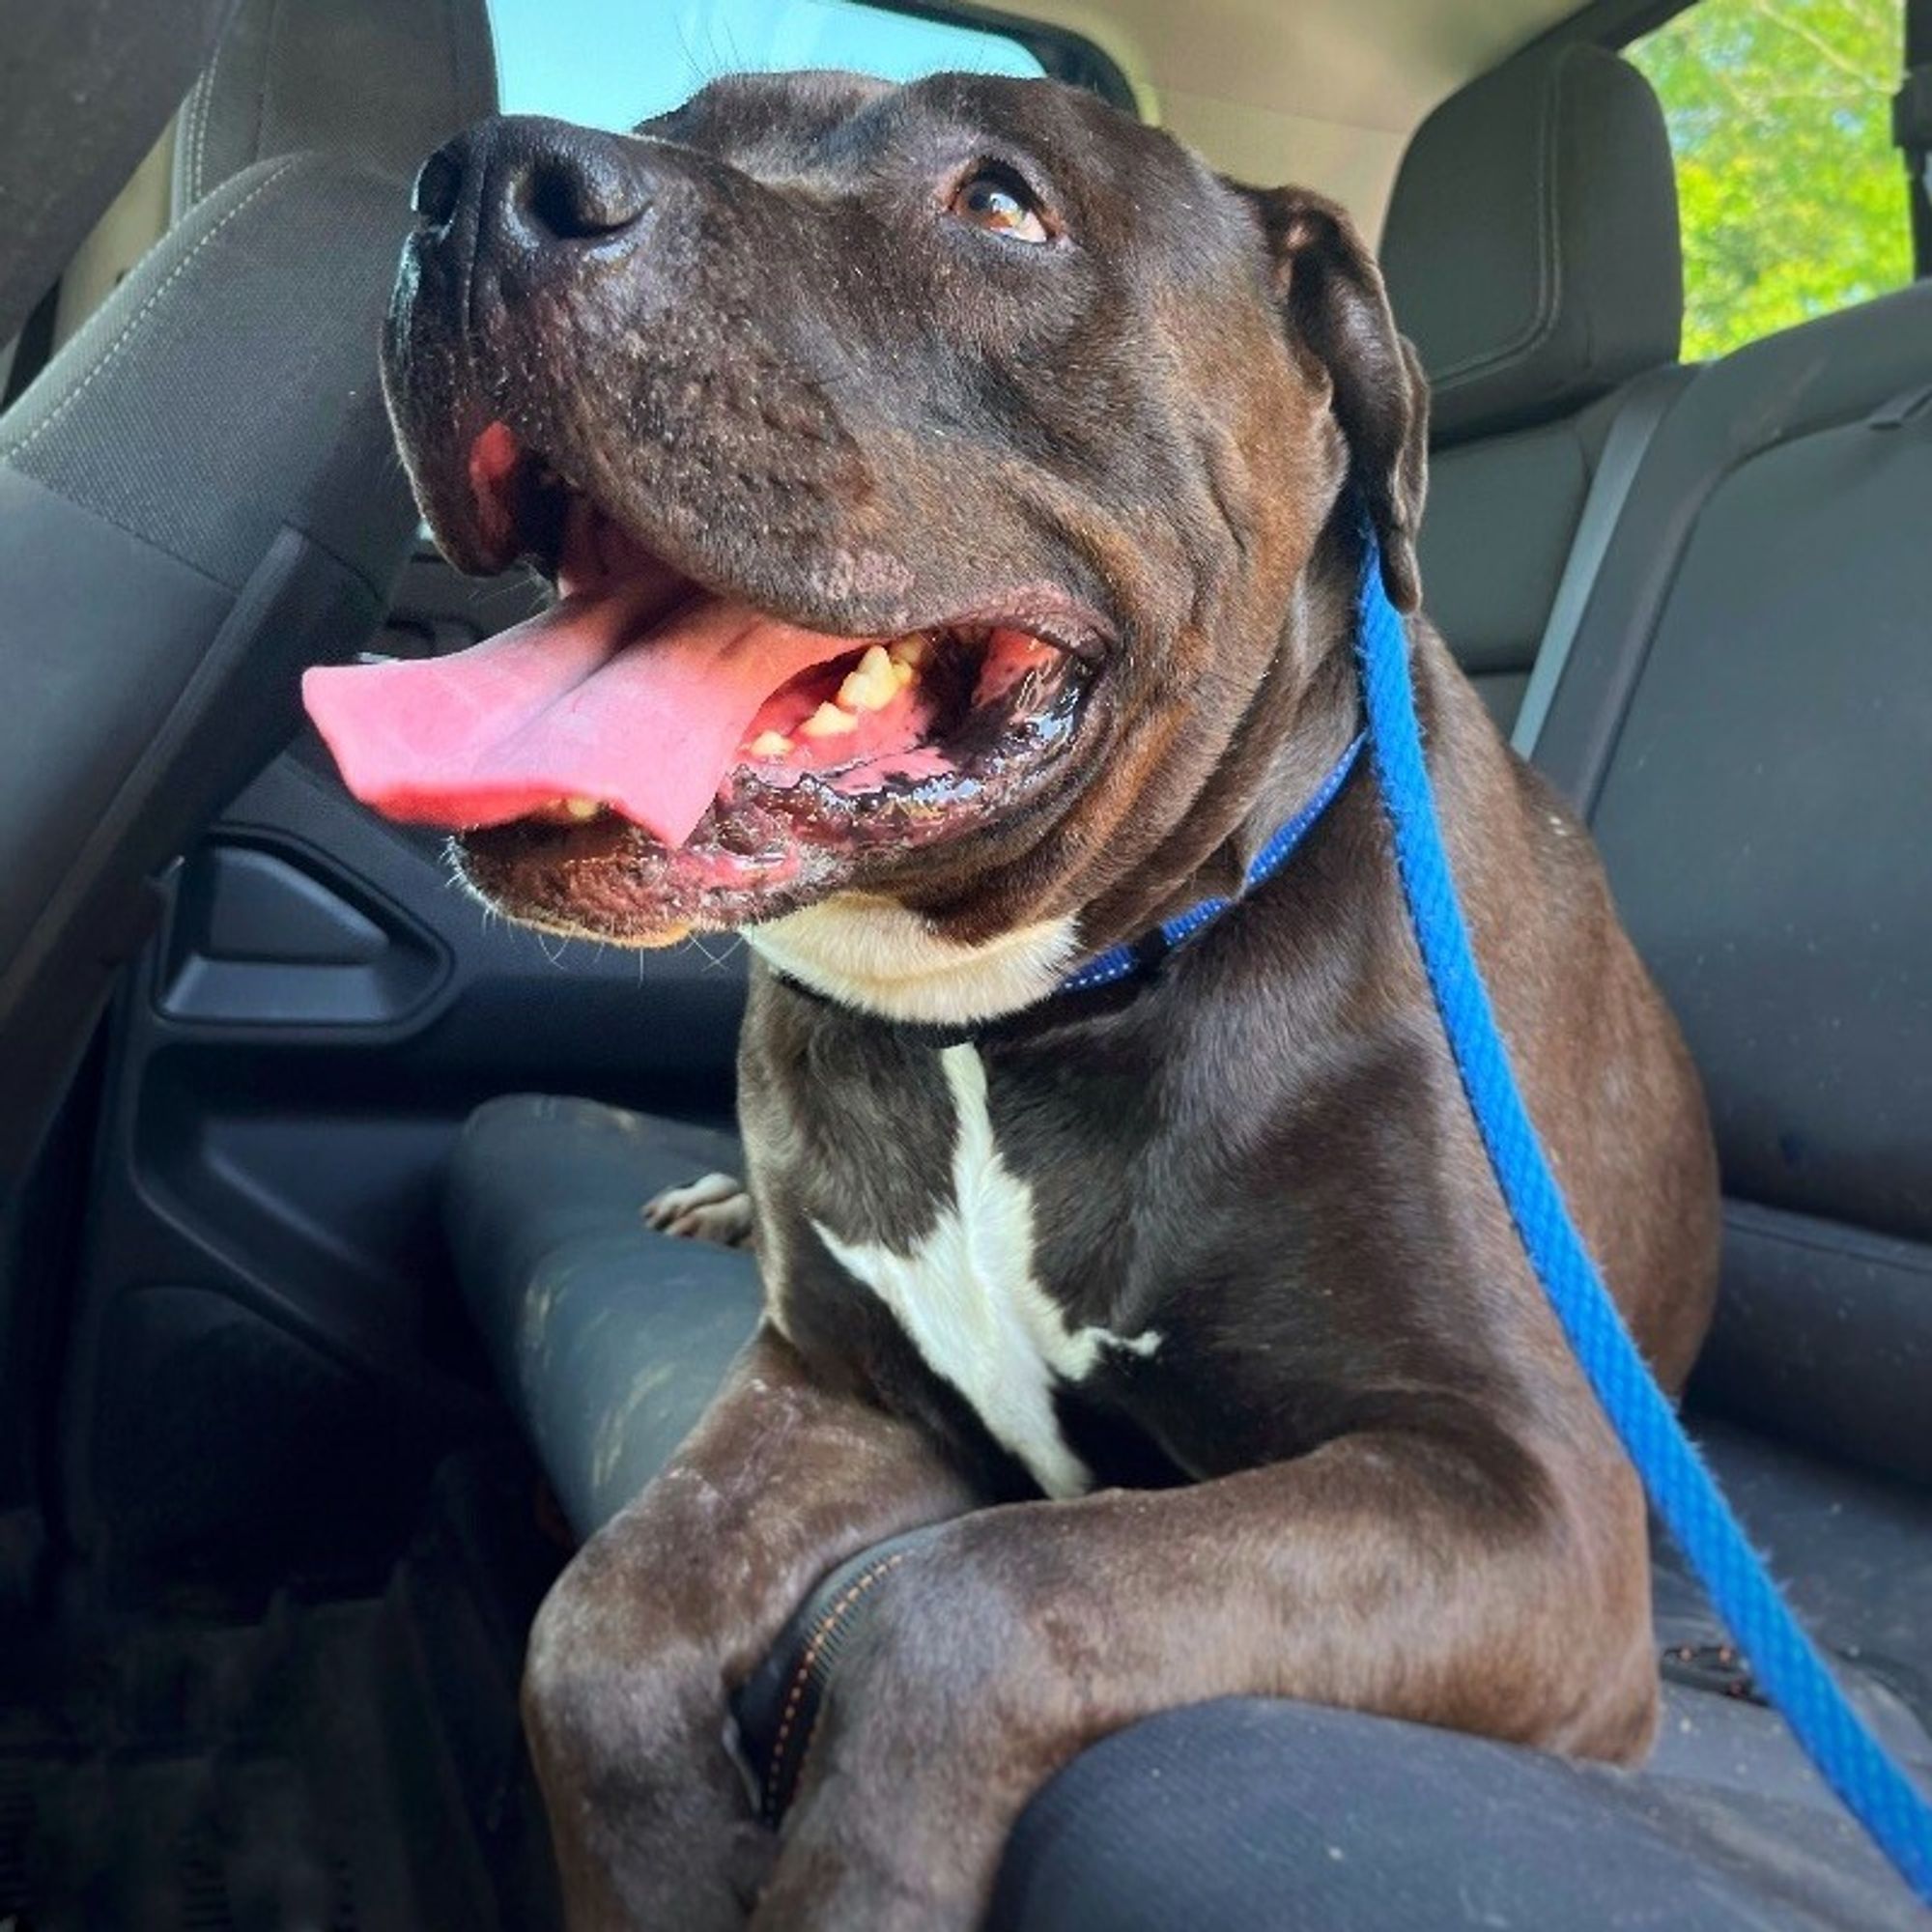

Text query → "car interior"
[0,0,1927,1924]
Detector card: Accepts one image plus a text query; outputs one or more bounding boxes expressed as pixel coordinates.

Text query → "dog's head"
[305,71,1426,1020]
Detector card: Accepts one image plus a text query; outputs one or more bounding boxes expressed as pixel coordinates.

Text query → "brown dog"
[305,70,1720,1930]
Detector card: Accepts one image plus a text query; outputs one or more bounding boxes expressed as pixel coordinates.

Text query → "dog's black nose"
[412,116,650,267]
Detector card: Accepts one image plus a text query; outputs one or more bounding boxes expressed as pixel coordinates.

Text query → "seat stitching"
[181,76,206,209]
[6,160,303,466]
[182,73,205,208]
[258,0,288,176]
[192,23,232,205]
[762,1549,911,1820]
[1430,51,1569,397]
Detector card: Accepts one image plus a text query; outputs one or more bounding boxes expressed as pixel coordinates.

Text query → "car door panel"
[63,550,750,1583]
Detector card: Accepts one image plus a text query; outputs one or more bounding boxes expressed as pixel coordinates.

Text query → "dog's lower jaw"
[745,895,1079,1025]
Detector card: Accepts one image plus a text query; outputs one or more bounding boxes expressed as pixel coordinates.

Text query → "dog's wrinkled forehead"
[642,69,1250,269]
[643,68,898,157]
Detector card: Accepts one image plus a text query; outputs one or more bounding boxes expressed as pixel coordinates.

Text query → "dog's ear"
[1235,185,1428,613]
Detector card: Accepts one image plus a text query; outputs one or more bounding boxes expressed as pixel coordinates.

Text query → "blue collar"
[1056,728,1367,998]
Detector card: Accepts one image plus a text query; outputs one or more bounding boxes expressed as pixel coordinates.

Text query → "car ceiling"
[1025,0,1595,231]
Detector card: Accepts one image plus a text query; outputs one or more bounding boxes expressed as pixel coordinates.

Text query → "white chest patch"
[810,1043,1159,1498]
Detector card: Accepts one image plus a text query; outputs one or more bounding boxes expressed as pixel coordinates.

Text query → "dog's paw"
[644,1173,755,1248]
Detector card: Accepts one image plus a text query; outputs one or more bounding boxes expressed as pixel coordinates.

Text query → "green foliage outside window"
[1628,0,1912,358]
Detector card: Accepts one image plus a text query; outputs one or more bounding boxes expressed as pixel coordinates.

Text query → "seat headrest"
[173,0,497,215]
[1382,44,1682,445]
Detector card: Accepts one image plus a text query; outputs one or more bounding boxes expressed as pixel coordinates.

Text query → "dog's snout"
[412,116,650,270]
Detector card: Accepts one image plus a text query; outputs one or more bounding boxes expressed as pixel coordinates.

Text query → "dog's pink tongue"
[302,589,865,847]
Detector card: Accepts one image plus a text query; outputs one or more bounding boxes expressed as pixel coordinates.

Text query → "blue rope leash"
[1352,530,1932,1908]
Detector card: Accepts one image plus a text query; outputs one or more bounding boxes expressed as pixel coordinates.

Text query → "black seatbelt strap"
[1896,0,1932,278]
[1510,365,1685,760]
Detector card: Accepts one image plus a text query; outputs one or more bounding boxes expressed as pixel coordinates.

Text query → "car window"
[487,0,1047,132]
[1627,0,1912,358]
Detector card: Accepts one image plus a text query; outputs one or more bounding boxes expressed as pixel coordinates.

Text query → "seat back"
[0,0,494,1177]
[1382,43,1687,729]
[0,0,235,346]
[1535,285,1932,1486]
[171,0,496,213]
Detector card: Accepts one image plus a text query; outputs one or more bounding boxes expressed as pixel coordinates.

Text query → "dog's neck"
[1065,545,1365,951]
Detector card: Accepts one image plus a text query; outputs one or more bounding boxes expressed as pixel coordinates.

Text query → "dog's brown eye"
[948,169,1051,244]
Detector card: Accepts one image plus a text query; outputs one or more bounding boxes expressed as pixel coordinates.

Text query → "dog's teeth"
[888,634,931,669]
[749,730,794,758]
[837,644,900,714]
[801,701,860,739]
[564,796,601,820]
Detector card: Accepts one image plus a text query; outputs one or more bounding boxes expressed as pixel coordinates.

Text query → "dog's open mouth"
[301,425,1098,940]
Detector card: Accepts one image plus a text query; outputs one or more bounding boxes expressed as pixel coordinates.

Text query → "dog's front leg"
[523,1326,979,1932]
[754,1423,1655,1931]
